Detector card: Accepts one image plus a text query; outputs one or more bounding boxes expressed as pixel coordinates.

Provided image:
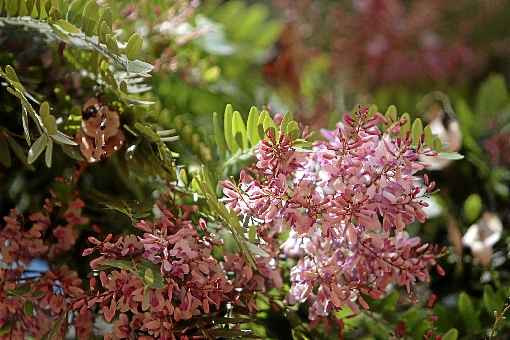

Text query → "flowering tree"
[0,1,471,339]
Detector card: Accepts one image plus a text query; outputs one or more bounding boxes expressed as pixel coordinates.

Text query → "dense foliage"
[1,0,510,339]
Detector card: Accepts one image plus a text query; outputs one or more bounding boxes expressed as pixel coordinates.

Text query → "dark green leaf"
[6,135,30,166]
[458,292,481,332]
[0,136,11,167]
[23,301,34,316]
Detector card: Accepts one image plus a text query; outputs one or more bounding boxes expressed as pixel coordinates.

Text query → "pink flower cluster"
[81,202,280,339]
[223,108,444,319]
[0,190,92,339]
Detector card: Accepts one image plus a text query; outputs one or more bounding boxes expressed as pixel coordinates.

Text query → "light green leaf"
[21,107,31,145]
[126,60,153,74]
[40,102,57,135]
[280,111,293,130]
[126,33,143,60]
[424,125,434,147]
[232,110,248,150]
[213,111,227,158]
[247,106,260,146]
[139,261,165,289]
[411,118,423,146]
[463,194,482,223]
[54,19,81,34]
[285,121,300,140]
[45,139,53,168]
[51,131,78,145]
[223,104,239,153]
[144,268,154,286]
[4,65,19,83]
[27,134,48,164]
[400,112,411,137]
[259,110,276,135]
[6,0,18,16]
[442,329,458,340]
[385,105,397,122]
[439,152,464,160]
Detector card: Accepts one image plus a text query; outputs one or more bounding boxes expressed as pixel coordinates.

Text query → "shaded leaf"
[0,136,11,167]
[27,134,48,164]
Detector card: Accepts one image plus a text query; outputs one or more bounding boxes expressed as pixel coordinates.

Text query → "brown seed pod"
[76,98,125,163]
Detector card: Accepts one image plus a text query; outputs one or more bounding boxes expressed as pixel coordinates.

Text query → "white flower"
[462,212,503,266]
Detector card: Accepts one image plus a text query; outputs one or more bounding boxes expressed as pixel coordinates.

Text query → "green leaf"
[54,19,81,34]
[483,285,501,314]
[126,33,143,60]
[212,111,227,158]
[259,110,276,135]
[385,105,397,122]
[400,112,411,137]
[4,65,19,83]
[139,261,165,289]
[247,106,260,146]
[458,292,481,332]
[0,136,11,168]
[126,59,153,74]
[100,259,132,271]
[232,110,248,150]
[81,0,99,35]
[51,131,78,145]
[6,0,18,16]
[442,328,458,340]
[285,121,300,140]
[368,104,378,117]
[21,107,31,145]
[60,144,83,161]
[280,111,293,130]
[0,324,11,336]
[6,135,30,166]
[463,194,482,223]
[45,139,53,168]
[40,102,57,135]
[27,134,48,164]
[476,74,508,117]
[439,152,464,160]
[433,137,443,151]
[411,118,423,146]
[423,125,434,147]
[23,301,34,316]
[144,268,154,286]
[223,104,239,153]
[99,7,112,27]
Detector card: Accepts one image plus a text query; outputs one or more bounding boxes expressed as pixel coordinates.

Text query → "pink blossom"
[223,108,443,319]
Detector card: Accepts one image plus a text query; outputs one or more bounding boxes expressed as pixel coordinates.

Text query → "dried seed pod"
[76,98,125,163]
